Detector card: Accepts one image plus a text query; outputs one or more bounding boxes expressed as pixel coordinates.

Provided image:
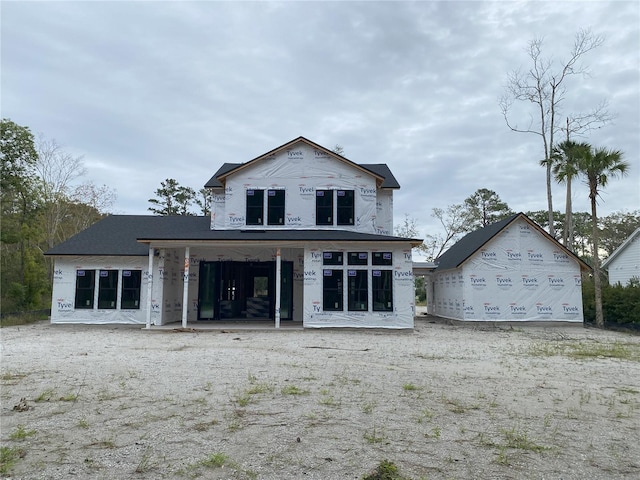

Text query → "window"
[315,190,333,225]
[246,189,264,225]
[323,269,343,311]
[372,270,393,311]
[348,252,368,265]
[348,270,368,311]
[267,189,285,225]
[336,190,354,225]
[75,270,95,309]
[121,270,142,309]
[98,270,118,309]
[372,252,393,266]
[323,251,343,265]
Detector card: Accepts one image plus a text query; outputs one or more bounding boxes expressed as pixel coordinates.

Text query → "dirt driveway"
[1,318,639,479]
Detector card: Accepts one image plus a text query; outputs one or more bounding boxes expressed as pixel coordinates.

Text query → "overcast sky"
[2,0,639,246]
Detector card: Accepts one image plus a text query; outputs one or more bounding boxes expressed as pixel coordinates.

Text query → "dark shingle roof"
[435,214,519,270]
[45,216,210,256]
[434,213,590,272]
[204,163,241,188]
[46,215,420,256]
[359,164,400,189]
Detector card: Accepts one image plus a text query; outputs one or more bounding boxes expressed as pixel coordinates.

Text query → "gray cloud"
[2,1,638,248]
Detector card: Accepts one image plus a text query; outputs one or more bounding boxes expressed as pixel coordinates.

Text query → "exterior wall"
[302,243,414,328]
[433,218,584,322]
[50,256,150,324]
[157,248,187,325]
[605,234,640,286]
[375,190,393,235]
[432,268,464,320]
[210,142,392,234]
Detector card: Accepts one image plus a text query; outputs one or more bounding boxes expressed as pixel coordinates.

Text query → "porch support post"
[145,246,154,329]
[182,246,190,328]
[275,247,281,329]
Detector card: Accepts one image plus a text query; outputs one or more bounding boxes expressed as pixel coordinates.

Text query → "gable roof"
[45,215,422,257]
[204,137,399,189]
[602,227,640,269]
[434,212,590,272]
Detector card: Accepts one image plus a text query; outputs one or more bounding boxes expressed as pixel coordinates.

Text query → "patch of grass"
[416,409,434,423]
[0,371,28,382]
[34,388,55,403]
[402,383,419,392]
[425,426,441,439]
[176,452,256,479]
[364,426,387,444]
[443,397,467,414]
[59,392,78,402]
[89,438,117,449]
[246,383,274,395]
[193,418,219,432]
[78,418,90,429]
[281,385,309,395]
[199,452,228,468]
[235,393,252,407]
[530,340,640,361]
[617,387,639,395]
[362,459,407,480]
[362,401,376,414]
[319,395,339,406]
[501,426,550,452]
[9,425,36,441]
[0,446,25,475]
[0,311,48,327]
[495,446,511,466]
[134,447,157,473]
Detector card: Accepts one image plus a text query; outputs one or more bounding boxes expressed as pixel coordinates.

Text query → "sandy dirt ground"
[1,317,639,480]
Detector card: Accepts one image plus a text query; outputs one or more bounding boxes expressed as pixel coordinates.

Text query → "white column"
[275,247,281,329]
[182,246,190,328]
[145,246,154,329]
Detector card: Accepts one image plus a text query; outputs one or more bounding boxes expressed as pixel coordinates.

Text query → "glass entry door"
[197,260,293,321]
[198,262,219,320]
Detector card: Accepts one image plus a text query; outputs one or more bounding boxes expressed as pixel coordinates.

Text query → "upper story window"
[267,189,285,225]
[336,190,354,225]
[316,190,333,225]
[315,189,355,226]
[246,189,264,225]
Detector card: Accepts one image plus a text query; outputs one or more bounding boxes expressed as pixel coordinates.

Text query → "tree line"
[1,119,116,314]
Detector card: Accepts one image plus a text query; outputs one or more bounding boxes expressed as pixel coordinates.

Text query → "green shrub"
[582,276,640,325]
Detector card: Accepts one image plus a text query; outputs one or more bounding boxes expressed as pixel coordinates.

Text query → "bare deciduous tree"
[422,204,468,261]
[35,135,87,248]
[500,28,612,237]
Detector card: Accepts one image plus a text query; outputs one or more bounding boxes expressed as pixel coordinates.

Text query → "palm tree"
[549,141,590,249]
[578,146,629,327]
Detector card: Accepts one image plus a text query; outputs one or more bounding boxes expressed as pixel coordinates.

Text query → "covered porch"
[141,240,305,329]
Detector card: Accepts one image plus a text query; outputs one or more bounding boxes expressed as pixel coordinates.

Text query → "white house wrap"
[431,214,590,322]
[46,137,421,329]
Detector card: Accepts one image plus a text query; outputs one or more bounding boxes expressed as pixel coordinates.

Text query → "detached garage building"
[431,213,590,322]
